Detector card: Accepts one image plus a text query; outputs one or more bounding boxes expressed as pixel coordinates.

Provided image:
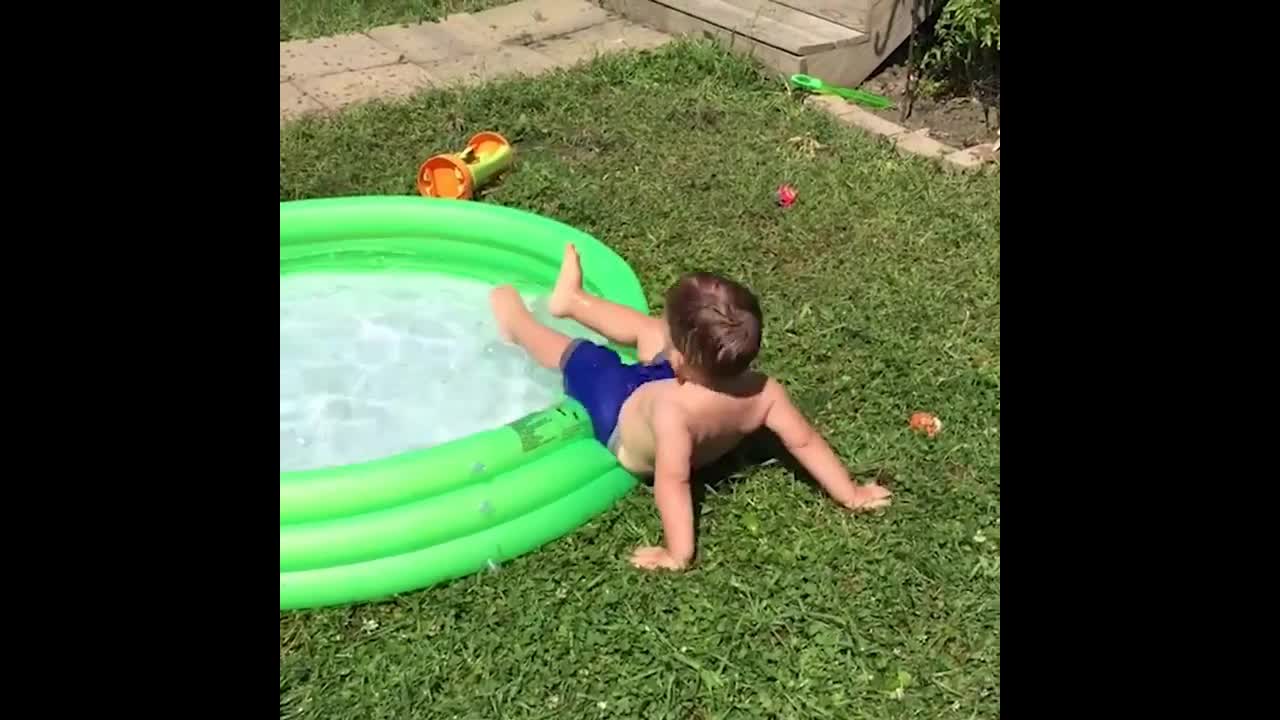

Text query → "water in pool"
[280,272,607,472]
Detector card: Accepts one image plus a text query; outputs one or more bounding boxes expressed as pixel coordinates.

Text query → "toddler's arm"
[763,379,891,510]
[630,403,696,571]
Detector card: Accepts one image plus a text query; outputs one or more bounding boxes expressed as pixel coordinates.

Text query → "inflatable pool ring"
[280,196,646,610]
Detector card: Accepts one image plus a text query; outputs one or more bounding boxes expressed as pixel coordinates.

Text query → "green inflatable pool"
[280,196,645,610]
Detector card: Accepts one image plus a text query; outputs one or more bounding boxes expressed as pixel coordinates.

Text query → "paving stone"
[970,142,998,163]
[422,45,559,87]
[533,18,671,66]
[280,81,323,123]
[805,95,905,138]
[837,105,907,138]
[297,64,434,110]
[943,145,989,173]
[803,94,849,115]
[367,14,501,65]
[280,33,402,81]
[893,129,956,159]
[280,14,671,106]
[470,0,611,45]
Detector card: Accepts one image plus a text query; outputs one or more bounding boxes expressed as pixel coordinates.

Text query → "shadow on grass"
[638,429,896,549]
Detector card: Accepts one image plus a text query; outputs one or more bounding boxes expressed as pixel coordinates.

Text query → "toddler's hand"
[844,482,892,511]
[630,546,689,571]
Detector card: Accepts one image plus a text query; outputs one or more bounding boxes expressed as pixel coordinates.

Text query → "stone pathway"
[279,0,996,172]
[280,0,672,123]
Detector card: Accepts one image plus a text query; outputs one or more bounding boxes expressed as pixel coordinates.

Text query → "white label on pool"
[280,272,606,472]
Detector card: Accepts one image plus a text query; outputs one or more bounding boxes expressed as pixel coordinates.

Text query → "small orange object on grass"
[417,131,514,200]
[909,412,942,438]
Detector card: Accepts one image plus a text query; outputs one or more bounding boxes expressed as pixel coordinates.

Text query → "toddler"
[489,245,890,570]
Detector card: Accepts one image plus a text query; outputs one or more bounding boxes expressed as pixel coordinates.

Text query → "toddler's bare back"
[612,371,774,475]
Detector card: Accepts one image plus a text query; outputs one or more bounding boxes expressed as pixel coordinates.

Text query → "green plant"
[919,0,1001,96]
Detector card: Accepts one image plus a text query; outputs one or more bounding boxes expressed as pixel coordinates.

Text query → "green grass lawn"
[281,0,516,40]
[280,41,1000,719]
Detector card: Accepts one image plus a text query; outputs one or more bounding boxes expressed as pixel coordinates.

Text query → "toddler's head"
[663,272,762,382]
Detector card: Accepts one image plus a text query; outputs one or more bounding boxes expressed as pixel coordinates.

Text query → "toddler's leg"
[490,286,572,369]
[548,245,667,362]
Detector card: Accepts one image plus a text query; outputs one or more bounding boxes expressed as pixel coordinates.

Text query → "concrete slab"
[280,82,324,123]
[893,129,956,159]
[367,14,502,65]
[422,45,560,87]
[470,0,612,44]
[296,64,435,110]
[533,18,672,66]
[280,33,402,81]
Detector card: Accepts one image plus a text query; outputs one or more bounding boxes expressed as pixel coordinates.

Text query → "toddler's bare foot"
[844,483,892,511]
[630,545,688,571]
[489,285,528,343]
[547,243,584,318]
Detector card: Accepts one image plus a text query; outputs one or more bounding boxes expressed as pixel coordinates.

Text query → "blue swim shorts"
[560,339,675,451]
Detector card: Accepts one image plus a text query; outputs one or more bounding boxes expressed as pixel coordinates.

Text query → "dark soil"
[860,58,1000,150]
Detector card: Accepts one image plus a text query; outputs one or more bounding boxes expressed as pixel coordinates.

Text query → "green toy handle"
[790,73,893,110]
[790,74,826,93]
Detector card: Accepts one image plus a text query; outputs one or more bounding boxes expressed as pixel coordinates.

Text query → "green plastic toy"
[790,73,893,110]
